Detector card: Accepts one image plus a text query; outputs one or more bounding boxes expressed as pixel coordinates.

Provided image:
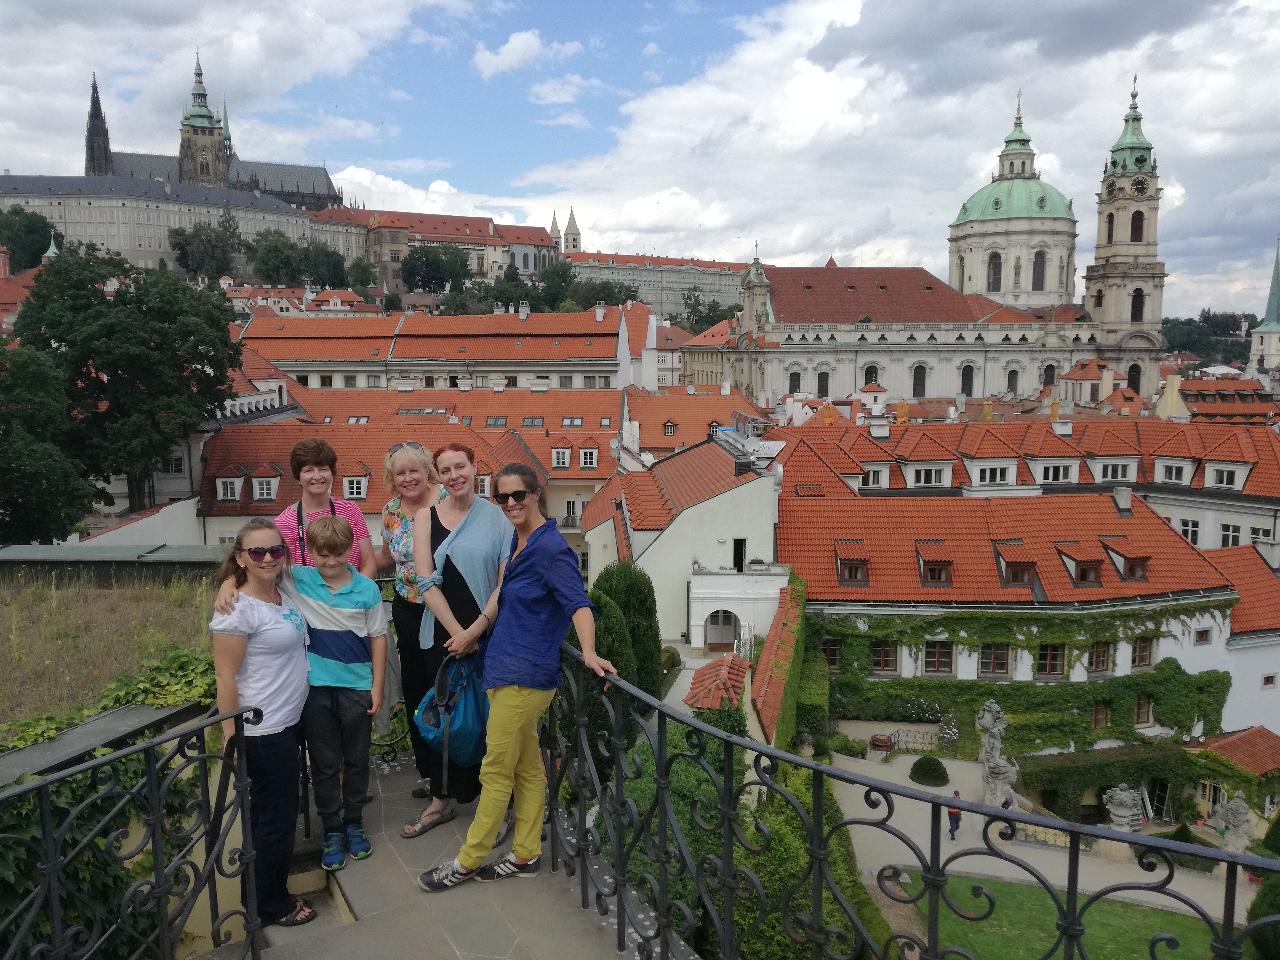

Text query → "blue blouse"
[484,519,593,691]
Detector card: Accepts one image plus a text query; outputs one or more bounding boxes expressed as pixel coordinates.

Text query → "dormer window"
[978,466,1009,485]
[218,478,240,501]
[914,467,944,486]
[580,449,598,469]
[1123,558,1148,580]
[1005,563,1034,586]
[664,421,676,437]
[860,468,886,489]
[552,448,570,469]
[838,559,868,585]
[1076,562,1102,585]
[1210,467,1238,488]
[343,477,367,500]
[1041,463,1073,484]
[1100,462,1130,481]
[922,562,952,585]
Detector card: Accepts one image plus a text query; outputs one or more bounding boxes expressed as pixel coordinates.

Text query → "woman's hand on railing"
[582,652,616,677]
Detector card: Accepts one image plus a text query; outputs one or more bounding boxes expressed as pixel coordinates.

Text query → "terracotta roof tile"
[750,586,802,744]
[764,266,980,325]
[683,653,750,711]
[1204,545,1280,635]
[624,386,760,451]
[1195,726,1280,777]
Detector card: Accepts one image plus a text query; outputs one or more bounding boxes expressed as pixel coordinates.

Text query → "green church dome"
[952,177,1074,226]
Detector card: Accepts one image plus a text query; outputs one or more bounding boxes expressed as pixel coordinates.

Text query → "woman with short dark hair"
[418,463,613,891]
[276,437,376,578]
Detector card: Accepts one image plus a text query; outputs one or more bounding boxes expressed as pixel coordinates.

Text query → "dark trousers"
[302,686,373,833]
[392,595,433,779]
[243,725,301,924]
[947,811,961,840]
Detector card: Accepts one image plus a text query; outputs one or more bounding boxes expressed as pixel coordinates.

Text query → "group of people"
[210,438,614,927]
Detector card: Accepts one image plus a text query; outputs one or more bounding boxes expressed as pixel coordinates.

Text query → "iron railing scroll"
[544,642,1280,960]
[0,706,263,960]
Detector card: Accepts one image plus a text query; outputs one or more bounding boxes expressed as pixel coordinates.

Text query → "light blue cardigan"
[416,497,512,650]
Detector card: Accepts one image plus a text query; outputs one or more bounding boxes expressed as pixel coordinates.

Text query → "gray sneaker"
[417,858,475,892]
[474,852,540,882]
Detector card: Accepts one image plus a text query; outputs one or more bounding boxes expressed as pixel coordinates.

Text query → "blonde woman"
[378,441,442,796]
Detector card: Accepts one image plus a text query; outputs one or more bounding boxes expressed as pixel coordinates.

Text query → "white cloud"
[529,74,603,105]
[353,156,450,175]
[472,30,583,79]
[537,111,591,129]
[407,28,451,50]
[642,42,660,57]
[386,87,413,102]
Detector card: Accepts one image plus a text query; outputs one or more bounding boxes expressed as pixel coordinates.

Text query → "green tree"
[592,562,663,699]
[568,278,638,311]
[0,343,98,544]
[0,205,63,271]
[678,289,741,334]
[537,260,574,309]
[1263,809,1280,856]
[348,257,375,288]
[247,229,302,284]
[16,247,241,512]
[1248,872,1280,959]
[297,241,346,289]
[401,244,470,293]
[383,292,402,312]
[168,221,236,281]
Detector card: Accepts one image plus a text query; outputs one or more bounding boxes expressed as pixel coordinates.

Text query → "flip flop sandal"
[402,803,457,838]
[272,898,317,927]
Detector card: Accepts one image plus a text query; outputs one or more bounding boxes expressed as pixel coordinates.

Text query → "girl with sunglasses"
[209,519,315,928]
[418,463,613,892]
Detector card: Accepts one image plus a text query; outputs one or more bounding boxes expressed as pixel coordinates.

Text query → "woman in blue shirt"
[418,463,614,891]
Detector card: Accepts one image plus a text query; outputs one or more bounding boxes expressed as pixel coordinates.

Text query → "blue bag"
[413,655,488,791]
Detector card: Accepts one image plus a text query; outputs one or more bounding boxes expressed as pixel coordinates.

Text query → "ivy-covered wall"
[1019,742,1195,821]
[816,603,1233,758]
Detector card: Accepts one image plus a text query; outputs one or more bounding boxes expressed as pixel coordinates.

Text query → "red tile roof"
[623,385,760,451]
[764,266,989,325]
[1196,726,1280,777]
[682,317,738,348]
[683,653,750,711]
[656,325,693,350]
[750,586,802,744]
[1061,358,1109,381]
[393,335,618,362]
[780,493,1232,605]
[1204,545,1280,635]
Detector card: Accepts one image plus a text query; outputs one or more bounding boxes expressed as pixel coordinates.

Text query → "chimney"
[595,301,606,323]
[518,300,530,320]
[721,380,731,397]
[1050,399,1060,419]
[981,399,994,423]
[1254,539,1280,570]
[869,416,890,439]
[1051,419,1073,437]
[895,400,909,423]
[493,304,504,315]
[507,302,515,314]
[1112,486,1132,515]
[0,245,8,280]
[954,394,966,416]
[1101,365,1115,400]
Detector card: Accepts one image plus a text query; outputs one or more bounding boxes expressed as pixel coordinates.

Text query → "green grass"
[902,872,1243,960]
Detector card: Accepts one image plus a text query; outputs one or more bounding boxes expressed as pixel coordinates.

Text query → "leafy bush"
[1247,872,1280,959]
[1020,742,1193,823]
[1264,810,1280,857]
[909,755,949,787]
[592,562,663,699]
[795,653,830,749]
[828,734,868,759]
[660,645,683,674]
[1135,823,1218,873]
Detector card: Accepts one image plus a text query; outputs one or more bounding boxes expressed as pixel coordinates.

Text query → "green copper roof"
[953,177,1074,225]
[44,236,59,258]
[221,100,231,142]
[1259,242,1280,333]
[182,54,218,128]
[1108,79,1154,174]
[1001,98,1033,154]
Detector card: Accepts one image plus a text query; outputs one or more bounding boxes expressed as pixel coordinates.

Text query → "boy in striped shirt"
[294,515,388,871]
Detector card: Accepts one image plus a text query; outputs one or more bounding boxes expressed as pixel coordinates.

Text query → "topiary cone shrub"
[592,562,663,700]
[1248,872,1280,959]
[909,755,949,787]
[1263,811,1280,857]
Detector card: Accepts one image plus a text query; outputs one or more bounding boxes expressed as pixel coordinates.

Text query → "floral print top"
[381,497,422,603]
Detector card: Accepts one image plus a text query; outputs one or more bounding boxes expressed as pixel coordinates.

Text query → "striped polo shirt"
[286,565,388,690]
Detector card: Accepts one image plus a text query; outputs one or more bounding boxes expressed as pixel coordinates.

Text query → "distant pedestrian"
[947,791,962,842]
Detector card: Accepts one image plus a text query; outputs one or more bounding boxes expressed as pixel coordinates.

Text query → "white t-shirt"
[209,593,309,736]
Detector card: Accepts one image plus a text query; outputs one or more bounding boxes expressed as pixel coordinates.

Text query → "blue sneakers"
[345,822,372,860]
[321,831,346,872]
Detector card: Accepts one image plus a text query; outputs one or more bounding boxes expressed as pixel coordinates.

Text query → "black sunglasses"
[388,441,425,455]
[245,544,288,561]
[494,489,535,505]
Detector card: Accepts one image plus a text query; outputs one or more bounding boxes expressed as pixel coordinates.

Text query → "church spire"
[222,98,231,143]
[182,51,217,127]
[1260,240,1280,333]
[563,206,581,252]
[996,92,1036,180]
[1108,75,1154,173]
[84,73,113,176]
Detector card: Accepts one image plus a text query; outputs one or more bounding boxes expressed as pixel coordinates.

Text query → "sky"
[2,0,1279,317]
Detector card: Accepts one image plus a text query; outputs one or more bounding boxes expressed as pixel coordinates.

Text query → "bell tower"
[84,74,113,176]
[1084,79,1165,394]
[177,53,227,186]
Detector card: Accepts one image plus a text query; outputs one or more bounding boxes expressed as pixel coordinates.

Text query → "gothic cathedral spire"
[85,73,113,176]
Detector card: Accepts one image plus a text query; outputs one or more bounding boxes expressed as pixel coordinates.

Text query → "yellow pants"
[458,684,554,869]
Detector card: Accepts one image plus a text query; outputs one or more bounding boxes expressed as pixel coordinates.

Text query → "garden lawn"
[0,573,212,738]
[903,873,1243,960]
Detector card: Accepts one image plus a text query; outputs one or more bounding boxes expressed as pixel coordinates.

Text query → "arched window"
[1127,363,1142,396]
[1130,211,1145,242]
[864,365,879,386]
[1131,288,1145,323]
[788,371,801,394]
[1043,364,1056,386]
[1093,289,1104,308]
[1032,251,1046,292]
[817,371,830,397]
[1007,369,1019,394]
[957,255,965,294]
[1106,213,1115,244]
[1020,161,1026,173]
[522,252,530,270]
[960,364,974,397]
[987,252,1002,293]
[912,365,927,398]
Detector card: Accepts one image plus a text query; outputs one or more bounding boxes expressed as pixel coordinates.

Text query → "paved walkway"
[264,755,643,960]
[828,752,1258,925]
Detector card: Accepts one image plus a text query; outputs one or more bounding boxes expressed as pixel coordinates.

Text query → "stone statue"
[976,700,1019,807]
[1215,791,1253,854]
[1103,783,1143,832]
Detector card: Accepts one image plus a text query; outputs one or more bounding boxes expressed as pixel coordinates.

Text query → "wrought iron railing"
[544,643,1280,959]
[0,706,262,960]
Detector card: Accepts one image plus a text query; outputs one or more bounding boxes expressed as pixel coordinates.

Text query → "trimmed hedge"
[1264,810,1280,857]
[770,577,807,751]
[1248,872,1280,959]
[909,755,949,787]
[564,589,639,762]
[592,562,663,699]
[796,653,830,745]
[829,733,868,759]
